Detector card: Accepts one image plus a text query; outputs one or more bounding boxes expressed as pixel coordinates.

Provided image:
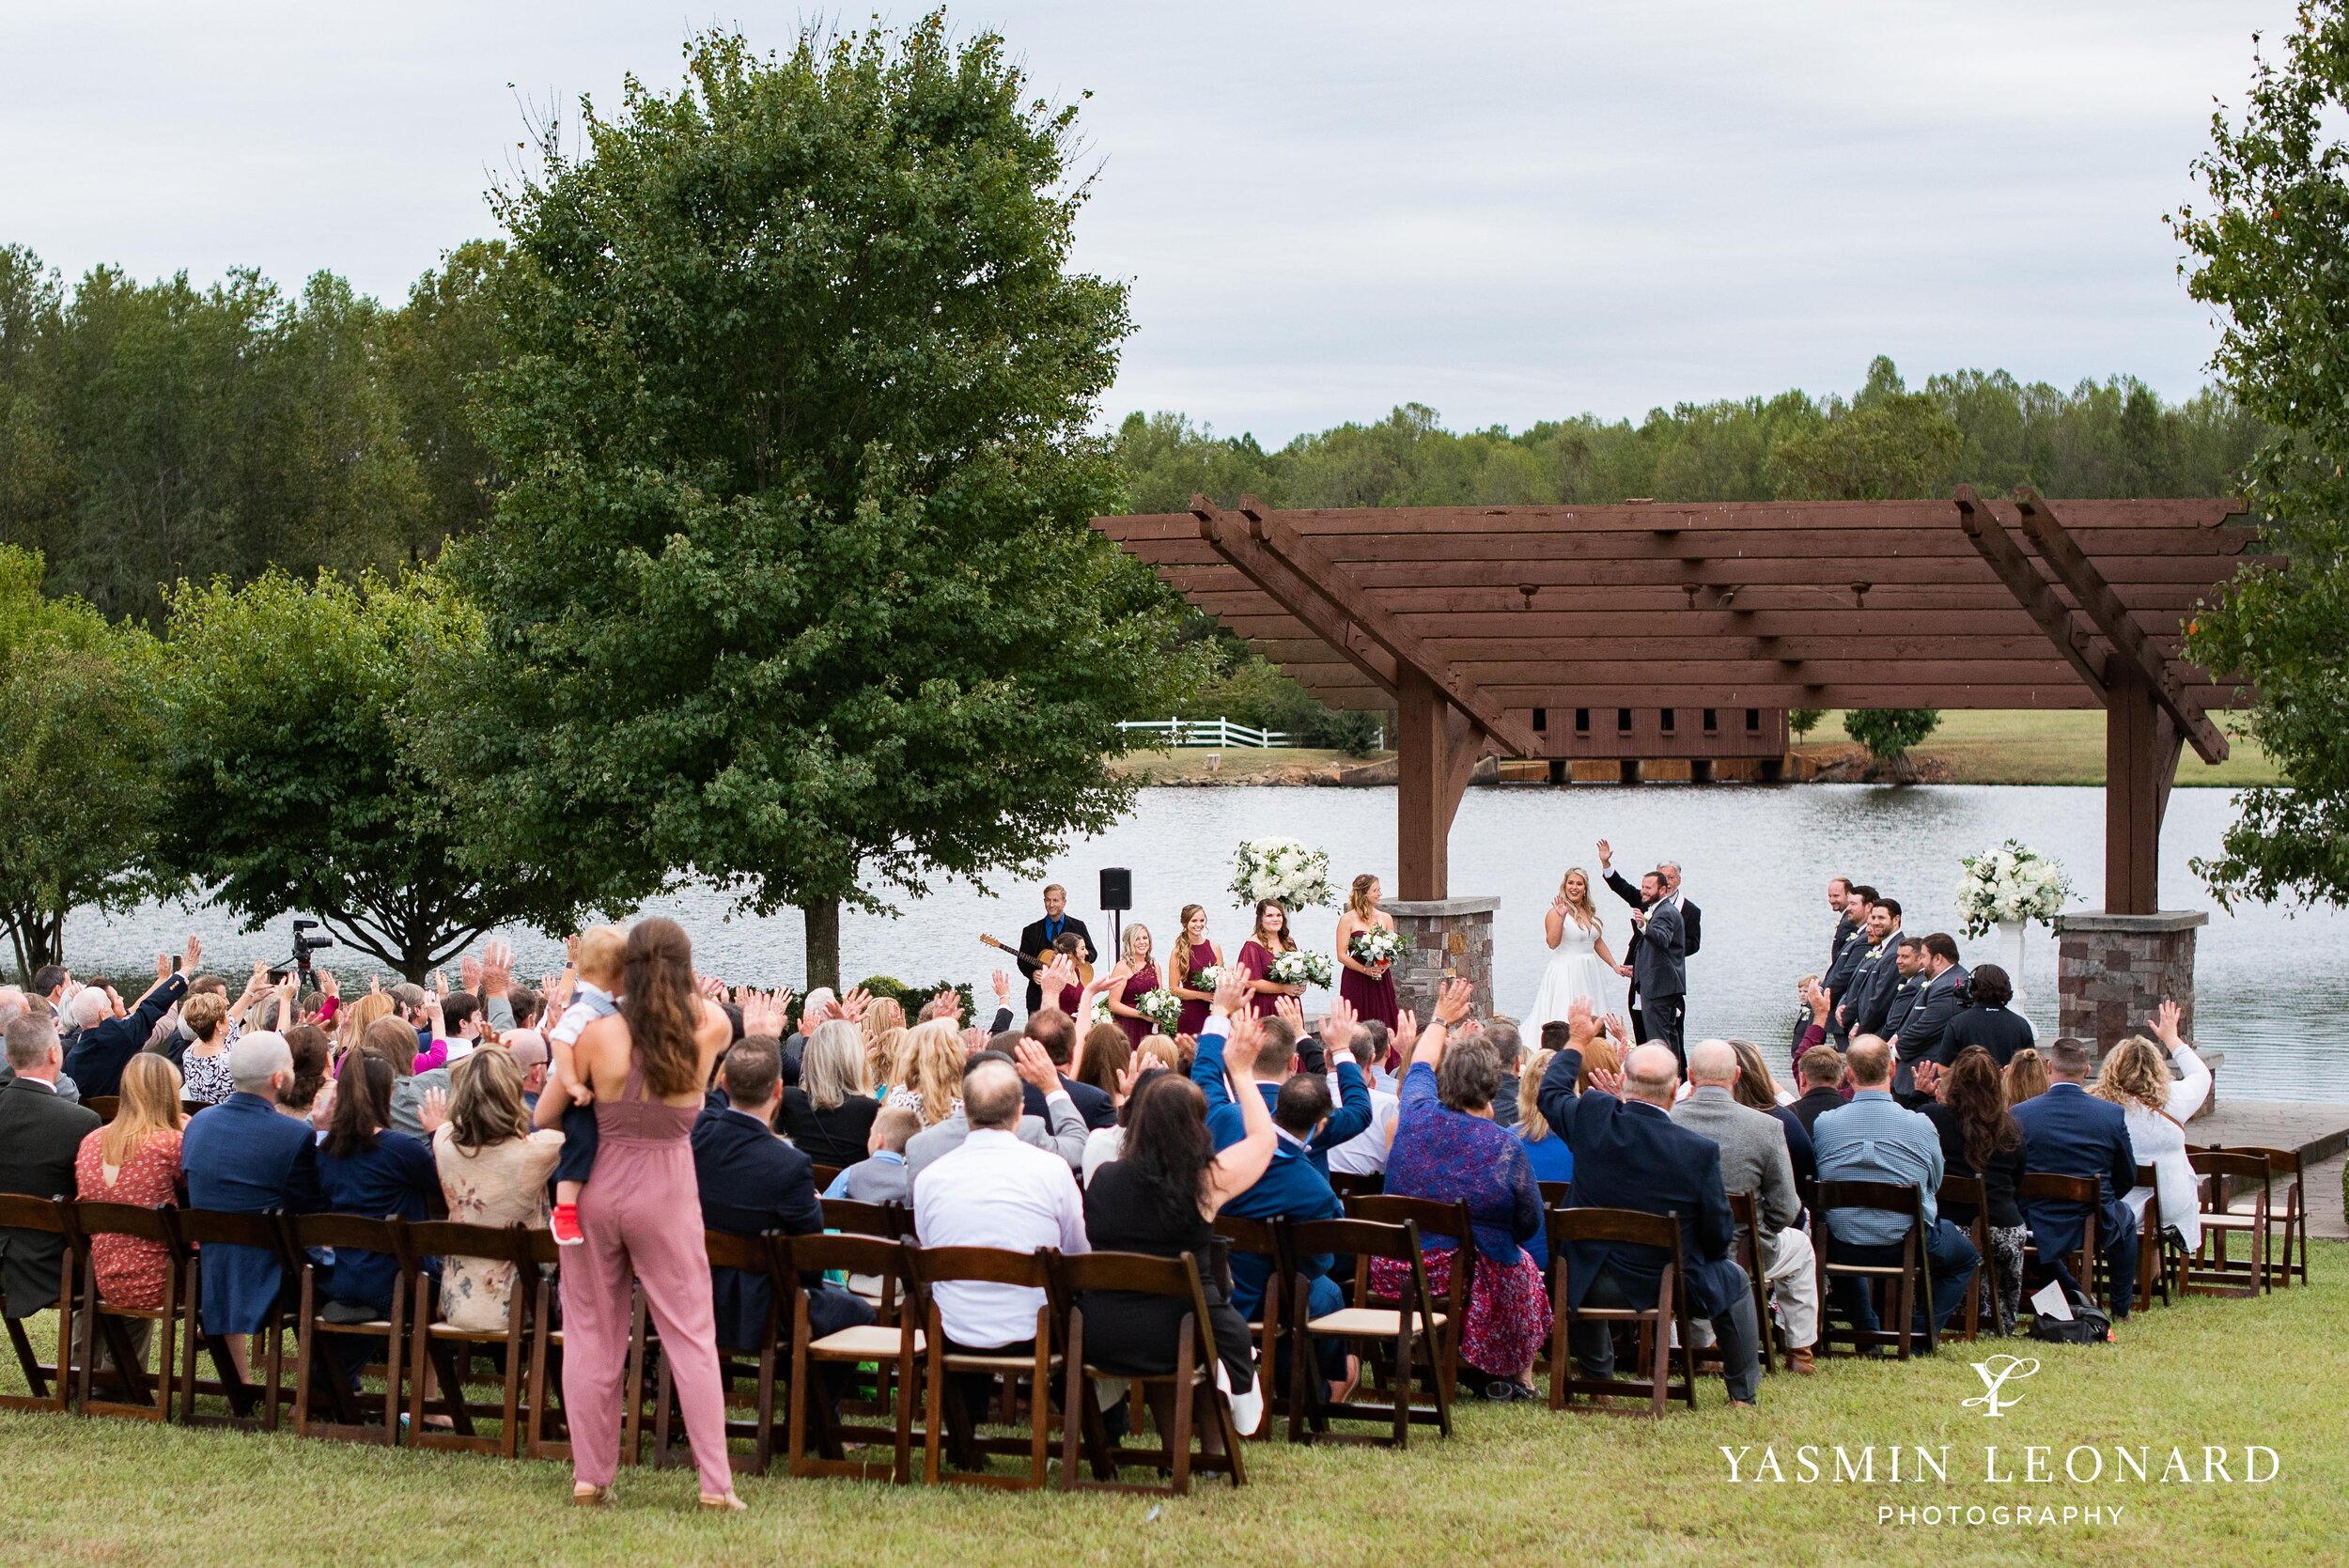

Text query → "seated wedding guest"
[910,1052,1090,1428]
[434,1049,566,1331]
[2092,1001,2213,1255]
[1081,1050,1277,1439]
[1940,963,2033,1067]
[905,1038,1088,1183]
[181,1032,324,1373]
[1073,1024,1132,1106]
[825,1105,920,1203]
[1324,1018,1399,1180]
[1789,1046,1847,1135]
[74,1054,187,1312]
[336,991,396,1059]
[1380,982,1549,1401]
[506,1031,552,1109]
[693,1036,872,1352]
[1536,1037,1760,1405]
[1080,1052,1165,1188]
[860,997,907,1098]
[177,992,236,1106]
[1193,995,1370,1176]
[279,1024,332,1120]
[886,1017,970,1128]
[317,1053,443,1317]
[1485,1019,1524,1129]
[782,1019,882,1166]
[1673,1039,1819,1374]
[1019,1005,1116,1132]
[63,937,198,1098]
[2004,1048,2050,1108]
[1,1015,102,1327]
[2014,1035,2141,1317]
[1811,1037,1978,1340]
[1513,1051,1574,1184]
[1727,1038,1815,1189]
[1920,1047,2029,1334]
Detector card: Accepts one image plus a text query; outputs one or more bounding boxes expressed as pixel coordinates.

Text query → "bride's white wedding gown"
[1526,919,1625,1027]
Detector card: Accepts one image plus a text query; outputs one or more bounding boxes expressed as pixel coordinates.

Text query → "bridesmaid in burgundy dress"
[1168,904,1219,1036]
[1047,931,1090,1016]
[1101,924,1159,1048]
[1237,899,1302,1018]
[1334,873,1401,1030]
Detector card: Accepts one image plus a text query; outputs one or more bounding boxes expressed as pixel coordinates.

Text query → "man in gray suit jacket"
[904,1042,1087,1191]
[1626,872,1687,1064]
[1671,1038,1819,1373]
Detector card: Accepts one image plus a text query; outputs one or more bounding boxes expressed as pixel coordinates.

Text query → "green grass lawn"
[6,1244,2345,1566]
[1798,710,2281,787]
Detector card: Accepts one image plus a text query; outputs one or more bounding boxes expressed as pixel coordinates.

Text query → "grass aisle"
[5,1245,2344,1566]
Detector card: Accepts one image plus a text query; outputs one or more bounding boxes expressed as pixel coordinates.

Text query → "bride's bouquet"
[1348,927,1405,968]
[1136,987,1185,1033]
[1187,963,1224,992]
[1268,950,1334,988]
[1956,839,2071,938]
[1230,836,1334,909]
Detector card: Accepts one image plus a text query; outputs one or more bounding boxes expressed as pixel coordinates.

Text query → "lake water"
[60,784,2349,1103]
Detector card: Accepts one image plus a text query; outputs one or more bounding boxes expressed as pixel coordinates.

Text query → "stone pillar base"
[2055,909,2206,1048]
[1386,897,1499,1024]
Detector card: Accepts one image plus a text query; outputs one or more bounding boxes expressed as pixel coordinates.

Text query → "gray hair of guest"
[1623,1043,1681,1104]
[0,985,27,1028]
[1484,1018,1521,1069]
[229,1031,293,1093]
[1686,1038,1737,1086]
[799,986,837,1024]
[1345,1020,1385,1069]
[70,988,111,1029]
[1436,1034,1504,1113]
[801,1018,868,1111]
[5,1014,59,1070]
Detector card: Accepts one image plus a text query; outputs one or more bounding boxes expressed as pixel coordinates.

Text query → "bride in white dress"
[1527,868,1626,1027]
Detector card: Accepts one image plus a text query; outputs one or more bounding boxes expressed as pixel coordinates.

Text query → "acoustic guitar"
[979,933,1095,986]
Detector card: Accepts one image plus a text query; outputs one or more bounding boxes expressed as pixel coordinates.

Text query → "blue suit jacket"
[2012,1082,2135,1262]
[181,1093,323,1335]
[1536,1048,1743,1316]
[691,1105,825,1350]
[1192,1018,1370,1174]
[62,975,186,1099]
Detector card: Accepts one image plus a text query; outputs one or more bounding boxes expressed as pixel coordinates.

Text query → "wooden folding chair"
[402,1220,536,1456]
[1933,1176,1991,1342]
[1719,1191,1781,1369]
[2018,1172,2102,1317]
[1283,1216,1452,1447]
[282,1213,407,1446]
[810,1163,845,1192]
[82,1096,120,1124]
[2225,1146,2309,1289]
[1328,1172,1384,1203]
[66,1201,184,1421]
[0,1194,76,1414]
[647,1229,784,1477]
[2185,1152,2267,1298]
[2126,1165,2175,1310]
[908,1244,1066,1488]
[1208,1215,1289,1438]
[1056,1250,1246,1495]
[1341,1193,1472,1405]
[1545,1205,1696,1418]
[1812,1180,1934,1359]
[174,1207,296,1430]
[1537,1180,1572,1212]
[784,1232,923,1483]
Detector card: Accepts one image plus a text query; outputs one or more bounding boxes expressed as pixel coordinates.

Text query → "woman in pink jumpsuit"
[558,917,741,1510]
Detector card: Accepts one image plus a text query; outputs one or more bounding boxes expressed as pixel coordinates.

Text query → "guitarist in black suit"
[1016,884,1094,1016]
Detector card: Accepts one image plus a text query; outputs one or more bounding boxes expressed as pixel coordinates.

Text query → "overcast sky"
[0,1,2295,445]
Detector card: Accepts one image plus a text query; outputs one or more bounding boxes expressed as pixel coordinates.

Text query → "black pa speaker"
[1099,867,1133,911]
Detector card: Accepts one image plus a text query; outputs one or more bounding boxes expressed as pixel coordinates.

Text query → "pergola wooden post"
[1103,489,2258,1036]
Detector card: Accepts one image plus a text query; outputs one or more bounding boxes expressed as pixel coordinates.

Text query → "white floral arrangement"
[1136,987,1185,1032]
[1089,992,1114,1027]
[1349,926,1405,967]
[1268,950,1334,988]
[1229,836,1334,910]
[1186,963,1224,991]
[1956,839,2072,938]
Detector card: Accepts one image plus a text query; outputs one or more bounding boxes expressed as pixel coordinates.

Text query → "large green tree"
[157,567,589,978]
[0,546,171,981]
[442,19,1193,986]
[2175,3,2349,908]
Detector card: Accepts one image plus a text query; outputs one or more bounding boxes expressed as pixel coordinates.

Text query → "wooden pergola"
[1095,487,2256,914]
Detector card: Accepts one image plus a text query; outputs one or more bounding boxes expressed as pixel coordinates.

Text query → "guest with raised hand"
[1200,991,1371,1175]
[1380,978,1551,1400]
[1168,905,1221,1036]
[1236,899,1301,1018]
[63,936,196,1099]
[1334,875,1401,1030]
[2091,1000,2213,1256]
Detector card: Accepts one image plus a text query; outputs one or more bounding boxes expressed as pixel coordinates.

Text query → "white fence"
[1117,716,1293,749]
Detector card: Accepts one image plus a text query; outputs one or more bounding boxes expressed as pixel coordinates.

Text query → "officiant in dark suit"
[1016,884,1093,1016]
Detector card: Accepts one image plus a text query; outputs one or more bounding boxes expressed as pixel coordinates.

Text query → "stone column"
[1385,897,1499,1023]
[2054,910,2206,1046]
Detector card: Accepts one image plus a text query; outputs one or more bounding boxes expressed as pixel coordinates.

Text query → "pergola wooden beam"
[1190,499,1398,694]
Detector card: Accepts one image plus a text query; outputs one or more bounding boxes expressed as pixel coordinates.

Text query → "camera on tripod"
[268,918,335,982]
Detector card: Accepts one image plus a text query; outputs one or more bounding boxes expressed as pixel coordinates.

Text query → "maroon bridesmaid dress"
[1237,939,1287,1017]
[1115,961,1159,1048]
[1338,921,1401,1028]
[1174,939,1219,1035]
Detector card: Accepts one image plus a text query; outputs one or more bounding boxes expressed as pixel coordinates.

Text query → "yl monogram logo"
[1961,1355,2040,1418]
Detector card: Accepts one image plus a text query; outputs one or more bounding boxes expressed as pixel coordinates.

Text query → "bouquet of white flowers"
[1136,987,1184,1033]
[1268,950,1334,988]
[1089,992,1114,1027]
[1956,839,2072,938]
[1229,836,1334,910]
[1187,964,1224,992]
[1349,927,1405,967]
